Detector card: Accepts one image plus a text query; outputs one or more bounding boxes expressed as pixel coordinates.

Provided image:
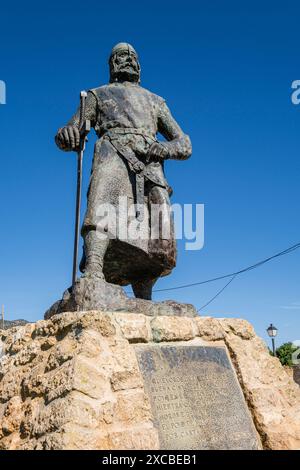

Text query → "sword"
[72,91,91,288]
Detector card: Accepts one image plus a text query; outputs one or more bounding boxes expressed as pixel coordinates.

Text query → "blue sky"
[0,0,299,348]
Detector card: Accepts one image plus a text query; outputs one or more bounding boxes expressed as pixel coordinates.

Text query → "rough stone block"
[115,312,152,343]
[151,316,196,342]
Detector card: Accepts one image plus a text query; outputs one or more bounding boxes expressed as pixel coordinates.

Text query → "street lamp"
[267,323,278,356]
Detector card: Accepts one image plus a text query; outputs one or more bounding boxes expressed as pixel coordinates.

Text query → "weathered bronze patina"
[46,43,193,318]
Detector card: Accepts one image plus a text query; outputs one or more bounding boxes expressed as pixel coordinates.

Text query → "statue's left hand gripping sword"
[72,91,90,288]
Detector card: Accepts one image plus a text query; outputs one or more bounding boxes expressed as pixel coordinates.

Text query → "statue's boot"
[131,278,158,300]
[81,230,109,280]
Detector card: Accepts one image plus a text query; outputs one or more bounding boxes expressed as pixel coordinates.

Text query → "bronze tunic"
[67,81,192,285]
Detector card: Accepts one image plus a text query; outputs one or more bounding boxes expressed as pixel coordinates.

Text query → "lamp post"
[267,323,278,356]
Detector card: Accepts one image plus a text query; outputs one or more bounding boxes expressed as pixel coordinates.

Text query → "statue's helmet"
[109,42,141,83]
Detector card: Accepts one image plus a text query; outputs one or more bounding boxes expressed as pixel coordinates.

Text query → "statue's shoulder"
[88,84,166,108]
[139,85,166,105]
[140,86,165,103]
[88,85,109,98]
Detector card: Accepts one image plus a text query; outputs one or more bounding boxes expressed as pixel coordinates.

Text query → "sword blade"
[72,149,84,287]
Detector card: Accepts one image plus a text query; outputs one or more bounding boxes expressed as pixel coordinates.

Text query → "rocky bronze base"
[44,276,197,320]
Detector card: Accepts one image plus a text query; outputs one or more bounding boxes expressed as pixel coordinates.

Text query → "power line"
[196,242,300,311]
[197,275,237,312]
[125,241,300,309]
[152,241,300,293]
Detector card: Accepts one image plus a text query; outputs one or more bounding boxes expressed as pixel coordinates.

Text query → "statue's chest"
[99,86,157,123]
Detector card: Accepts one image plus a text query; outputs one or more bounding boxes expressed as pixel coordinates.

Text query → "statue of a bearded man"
[55,43,192,302]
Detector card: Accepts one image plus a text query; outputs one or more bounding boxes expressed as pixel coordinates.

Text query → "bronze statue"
[46,43,193,318]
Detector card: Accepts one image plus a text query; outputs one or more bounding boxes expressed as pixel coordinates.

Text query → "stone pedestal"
[0,311,300,450]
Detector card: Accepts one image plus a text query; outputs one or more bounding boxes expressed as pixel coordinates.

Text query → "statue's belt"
[102,127,156,144]
[103,129,166,221]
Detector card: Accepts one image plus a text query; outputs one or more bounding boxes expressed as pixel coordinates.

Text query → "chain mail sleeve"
[157,100,192,160]
[67,90,98,128]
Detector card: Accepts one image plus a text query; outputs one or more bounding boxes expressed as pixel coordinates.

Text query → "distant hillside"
[0,319,29,330]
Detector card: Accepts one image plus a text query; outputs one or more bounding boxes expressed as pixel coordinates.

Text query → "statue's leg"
[131,277,158,300]
[80,139,127,280]
[81,230,109,280]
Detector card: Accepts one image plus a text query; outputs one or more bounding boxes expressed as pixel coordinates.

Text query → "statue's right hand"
[55,125,80,151]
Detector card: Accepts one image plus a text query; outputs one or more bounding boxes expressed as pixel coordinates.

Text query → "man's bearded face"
[110,49,140,83]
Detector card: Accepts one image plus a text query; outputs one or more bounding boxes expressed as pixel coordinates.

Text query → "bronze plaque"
[135,345,261,450]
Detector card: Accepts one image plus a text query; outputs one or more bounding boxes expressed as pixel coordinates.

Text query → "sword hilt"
[79,90,87,128]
